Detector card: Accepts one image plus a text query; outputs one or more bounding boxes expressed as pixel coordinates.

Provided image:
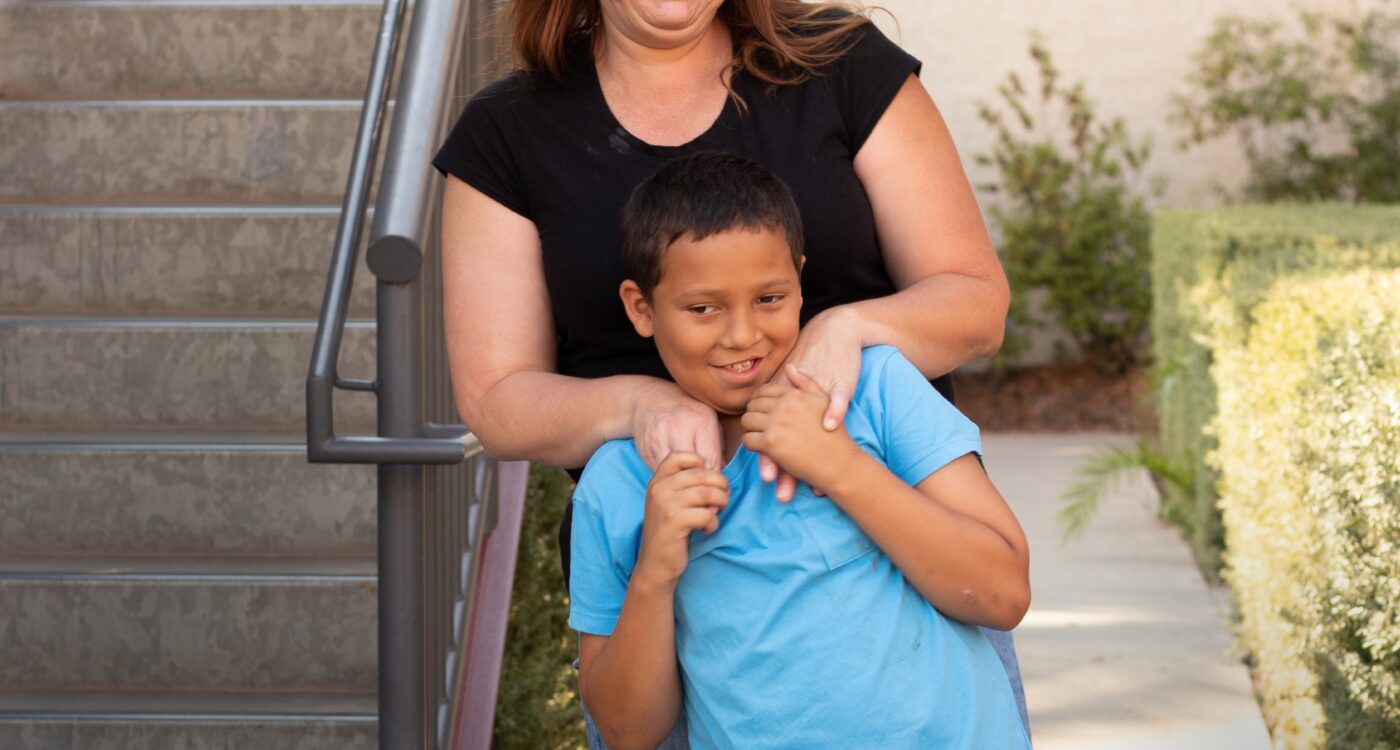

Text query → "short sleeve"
[833,22,922,154]
[432,77,531,219]
[872,348,981,487]
[567,443,647,636]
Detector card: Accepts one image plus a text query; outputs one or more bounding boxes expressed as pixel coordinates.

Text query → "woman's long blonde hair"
[506,0,873,87]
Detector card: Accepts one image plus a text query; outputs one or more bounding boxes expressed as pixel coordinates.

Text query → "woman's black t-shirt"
[434,23,953,578]
[433,22,948,388]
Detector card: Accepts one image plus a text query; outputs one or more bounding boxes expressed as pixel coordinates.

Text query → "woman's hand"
[632,379,724,472]
[758,305,865,500]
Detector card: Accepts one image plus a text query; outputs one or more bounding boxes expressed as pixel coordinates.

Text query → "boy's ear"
[618,280,655,338]
[799,255,806,273]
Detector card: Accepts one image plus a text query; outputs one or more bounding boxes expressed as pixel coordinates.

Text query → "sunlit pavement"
[984,434,1273,750]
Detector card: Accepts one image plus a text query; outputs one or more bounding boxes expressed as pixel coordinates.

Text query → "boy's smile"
[620,227,802,418]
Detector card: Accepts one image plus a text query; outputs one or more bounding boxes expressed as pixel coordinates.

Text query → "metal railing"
[306,0,516,747]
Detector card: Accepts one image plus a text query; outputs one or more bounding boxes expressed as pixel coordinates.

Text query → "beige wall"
[866,0,1364,365]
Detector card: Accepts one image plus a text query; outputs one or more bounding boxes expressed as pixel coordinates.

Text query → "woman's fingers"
[633,383,722,470]
[691,417,724,471]
[823,380,851,431]
[757,453,777,482]
[775,472,798,503]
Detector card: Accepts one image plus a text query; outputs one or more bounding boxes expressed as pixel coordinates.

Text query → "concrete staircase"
[1,1,392,746]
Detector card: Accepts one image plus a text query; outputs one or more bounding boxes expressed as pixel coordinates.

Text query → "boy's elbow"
[594,717,672,750]
[582,682,675,750]
[994,584,1031,631]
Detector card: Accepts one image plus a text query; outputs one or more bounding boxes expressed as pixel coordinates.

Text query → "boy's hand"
[742,366,862,494]
[635,451,729,589]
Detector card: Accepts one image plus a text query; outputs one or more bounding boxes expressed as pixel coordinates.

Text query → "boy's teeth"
[726,359,755,372]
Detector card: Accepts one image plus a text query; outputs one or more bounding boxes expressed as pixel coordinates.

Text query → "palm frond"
[1057,440,1192,541]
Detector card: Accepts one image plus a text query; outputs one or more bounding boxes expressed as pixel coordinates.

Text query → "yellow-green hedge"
[1150,205,1400,573]
[1207,270,1400,749]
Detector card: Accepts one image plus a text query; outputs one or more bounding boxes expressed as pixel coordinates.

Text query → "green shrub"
[492,465,585,750]
[1173,7,1400,203]
[976,35,1158,372]
[1207,270,1400,749]
[1150,204,1400,574]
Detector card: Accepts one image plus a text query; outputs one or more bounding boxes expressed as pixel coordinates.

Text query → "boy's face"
[620,227,802,417]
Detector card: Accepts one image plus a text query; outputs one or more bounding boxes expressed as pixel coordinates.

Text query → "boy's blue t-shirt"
[569,346,1030,750]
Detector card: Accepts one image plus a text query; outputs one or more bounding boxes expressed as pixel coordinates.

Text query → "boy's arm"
[574,452,728,750]
[743,365,1030,630]
[578,578,682,750]
[825,450,1030,630]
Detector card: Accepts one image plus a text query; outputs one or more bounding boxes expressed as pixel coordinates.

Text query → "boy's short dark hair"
[621,150,804,296]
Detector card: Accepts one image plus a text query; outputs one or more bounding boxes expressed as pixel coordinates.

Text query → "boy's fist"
[635,451,729,589]
[741,365,860,493]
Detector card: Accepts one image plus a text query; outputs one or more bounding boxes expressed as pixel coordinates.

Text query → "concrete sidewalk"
[984,434,1273,750]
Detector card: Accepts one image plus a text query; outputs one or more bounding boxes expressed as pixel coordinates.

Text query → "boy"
[571,151,1032,750]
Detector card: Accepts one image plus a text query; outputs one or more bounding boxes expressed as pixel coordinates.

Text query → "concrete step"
[0,690,375,750]
[0,434,375,557]
[0,101,361,204]
[0,317,377,432]
[0,557,377,693]
[0,1,379,101]
[0,206,377,317]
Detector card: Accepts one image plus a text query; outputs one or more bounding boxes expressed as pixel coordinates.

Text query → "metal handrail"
[306,0,515,748]
[305,0,468,467]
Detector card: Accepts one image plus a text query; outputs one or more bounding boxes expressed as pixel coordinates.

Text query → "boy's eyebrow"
[673,278,796,300]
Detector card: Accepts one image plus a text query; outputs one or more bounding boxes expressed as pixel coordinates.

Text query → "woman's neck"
[594,18,732,146]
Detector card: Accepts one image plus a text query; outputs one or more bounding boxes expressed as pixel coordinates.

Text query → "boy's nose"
[720,311,762,350]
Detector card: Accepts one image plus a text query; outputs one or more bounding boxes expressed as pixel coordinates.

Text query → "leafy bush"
[492,465,585,750]
[977,36,1159,373]
[1173,7,1400,203]
[1150,204,1400,574]
[1206,270,1400,749]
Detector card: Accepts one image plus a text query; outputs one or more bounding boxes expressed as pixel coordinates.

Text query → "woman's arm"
[782,75,1008,412]
[849,74,1010,375]
[441,175,722,469]
[763,75,1008,495]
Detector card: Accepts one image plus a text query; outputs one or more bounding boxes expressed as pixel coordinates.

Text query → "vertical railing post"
[369,0,471,743]
[378,270,428,750]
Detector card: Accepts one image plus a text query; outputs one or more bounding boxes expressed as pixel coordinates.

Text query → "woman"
[434,0,1028,744]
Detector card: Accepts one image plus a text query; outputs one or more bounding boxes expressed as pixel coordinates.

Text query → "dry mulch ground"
[953,364,1153,433]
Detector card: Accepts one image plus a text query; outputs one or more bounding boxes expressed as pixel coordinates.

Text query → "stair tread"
[0,555,376,580]
[0,98,364,109]
[0,204,343,214]
[0,426,311,449]
[0,689,376,720]
[0,314,374,327]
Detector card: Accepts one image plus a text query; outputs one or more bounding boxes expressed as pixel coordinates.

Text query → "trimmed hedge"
[1152,204,1400,747]
[492,465,586,750]
[1150,205,1400,574]
[1208,270,1400,749]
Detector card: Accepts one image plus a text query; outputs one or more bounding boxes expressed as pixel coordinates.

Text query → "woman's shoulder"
[460,68,567,121]
[824,18,918,77]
